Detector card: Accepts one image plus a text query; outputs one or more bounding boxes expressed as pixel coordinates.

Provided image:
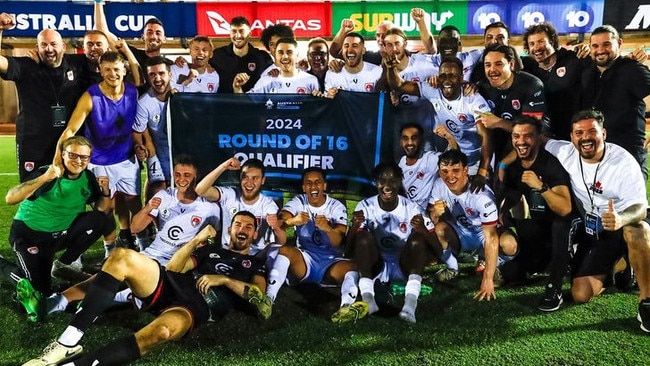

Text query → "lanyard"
[578,143,606,212]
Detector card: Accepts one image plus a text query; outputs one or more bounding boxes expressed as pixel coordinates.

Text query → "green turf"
[0,135,649,365]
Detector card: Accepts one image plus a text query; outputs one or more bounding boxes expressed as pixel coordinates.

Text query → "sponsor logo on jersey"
[161,208,171,219]
[512,99,521,110]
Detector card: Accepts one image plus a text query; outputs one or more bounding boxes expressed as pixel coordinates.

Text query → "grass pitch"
[0,135,649,365]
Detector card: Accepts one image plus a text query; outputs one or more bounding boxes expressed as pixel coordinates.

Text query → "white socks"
[340,271,359,307]
[266,254,290,302]
[58,326,84,347]
[359,277,379,314]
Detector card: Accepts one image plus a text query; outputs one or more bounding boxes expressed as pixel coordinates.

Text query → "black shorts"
[139,263,212,327]
[571,222,625,278]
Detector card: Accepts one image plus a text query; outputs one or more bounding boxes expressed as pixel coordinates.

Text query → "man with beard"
[234,38,318,94]
[499,116,575,312]
[523,23,592,142]
[196,157,287,255]
[209,16,272,93]
[0,136,114,323]
[580,25,650,179]
[397,123,440,211]
[0,15,88,182]
[545,109,650,333]
[94,0,169,93]
[45,155,221,316]
[23,212,271,366]
[377,27,436,104]
[330,19,393,65]
[171,36,219,93]
[387,57,492,192]
[324,32,382,97]
[52,52,144,259]
[264,167,367,323]
[134,57,174,204]
[348,162,437,323]
[82,30,111,85]
[428,150,518,295]
[476,44,546,164]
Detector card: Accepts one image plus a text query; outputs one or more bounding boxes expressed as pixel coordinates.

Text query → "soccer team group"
[1,1,650,365]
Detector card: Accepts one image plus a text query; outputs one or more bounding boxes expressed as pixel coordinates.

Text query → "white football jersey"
[282,194,348,255]
[171,64,220,93]
[429,178,498,245]
[134,90,171,179]
[420,84,491,173]
[249,70,319,94]
[144,188,221,265]
[398,53,438,104]
[325,62,382,93]
[399,150,440,211]
[354,195,433,261]
[430,49,482,81]
[217,186,280,254]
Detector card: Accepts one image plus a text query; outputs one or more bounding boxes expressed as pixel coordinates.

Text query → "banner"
[169,92,389,197]
[603,0,650,31]
[1,1,196,37]
[196,2,332,38]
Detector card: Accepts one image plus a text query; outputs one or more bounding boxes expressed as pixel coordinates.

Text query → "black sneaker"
[614,256,636,291]
[637,298,650,333]
[538,284,563,312]
[117,230,138,251]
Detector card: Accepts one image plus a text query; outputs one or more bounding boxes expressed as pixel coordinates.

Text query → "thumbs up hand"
[601,199,622,231]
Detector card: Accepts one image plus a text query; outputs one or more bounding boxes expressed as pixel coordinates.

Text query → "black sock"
[69,271,122,332]
[71,334,141,366]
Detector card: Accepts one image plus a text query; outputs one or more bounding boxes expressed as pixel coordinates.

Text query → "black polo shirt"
[209,43,273,93]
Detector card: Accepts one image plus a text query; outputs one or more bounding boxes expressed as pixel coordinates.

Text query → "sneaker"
[51,259,91,282]
[475,260,486,275]
[16,278,45,322]
[637,298,650,333]
[117,230,138,251]
[22,341,83,366]
[538,284,563,312]
[398,308,416,324]
[435,267,459,282]
[245,285,273,320]
[614,256,636,291]
[457,250,477,264]
[331,301,369,324]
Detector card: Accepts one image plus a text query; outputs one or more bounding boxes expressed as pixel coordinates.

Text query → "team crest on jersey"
[364,83,374,92]
[191,215,202,227]
[512,99,521,110]
[590,181,603,194]
[241,259,252,268]
[67,70,75,81]
[556,67,566,77]
[411,77,420,82]
[24,161,34,172]
[27,246,39,254]
[248,62,256,71]
[416,171,425,180]
[161,208,171,219]
[399,222,408,233]
[465,207,476,216]
[296,87,307,94]
[457,113,468,122]
[208,83,215,92]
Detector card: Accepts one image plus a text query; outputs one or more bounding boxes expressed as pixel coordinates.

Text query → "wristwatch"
[537,183,549,194]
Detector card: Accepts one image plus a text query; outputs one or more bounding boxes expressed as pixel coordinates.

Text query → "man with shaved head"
[0,14,90,182]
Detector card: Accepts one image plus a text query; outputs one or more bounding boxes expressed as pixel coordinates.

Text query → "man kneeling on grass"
[23,211,271,366]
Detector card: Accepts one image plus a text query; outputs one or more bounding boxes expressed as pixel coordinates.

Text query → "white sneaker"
[22,340,82,366]
[399,308,417,324]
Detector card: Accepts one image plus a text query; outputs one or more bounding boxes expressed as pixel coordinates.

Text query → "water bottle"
[192,269,220,308]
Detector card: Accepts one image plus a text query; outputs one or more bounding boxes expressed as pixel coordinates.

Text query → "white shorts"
[299,249,347,285]
[374,257,406,284]
[89,157,141,197]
